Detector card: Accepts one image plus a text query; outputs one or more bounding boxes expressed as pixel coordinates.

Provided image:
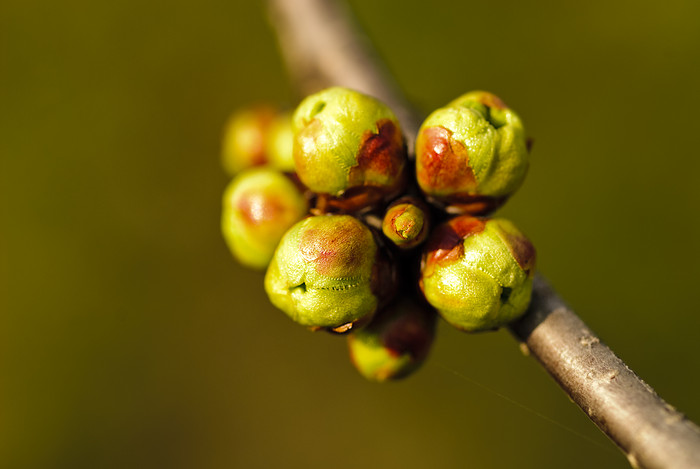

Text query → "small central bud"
[381,198,430,250]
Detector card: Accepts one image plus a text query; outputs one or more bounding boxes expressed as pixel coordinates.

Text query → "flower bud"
[416,91,529,215]
[221,106,277,176]
[381,198,430,250]
[221,168,308,270]
[292,87,407,212]
[265,214,396,333]
[266,111,296,173]
[420,215,535,332]
[347,297,436,382]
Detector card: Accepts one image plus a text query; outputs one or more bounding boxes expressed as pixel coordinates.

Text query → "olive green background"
[2,0,699,468]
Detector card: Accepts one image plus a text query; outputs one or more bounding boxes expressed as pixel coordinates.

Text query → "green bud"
[266,111,296,173]
[347,297,437,382]
[420,215,535,332]
[221,106,276,176]
[222,168,308,270]
[415,91,529,215]
[381,198,429,249]
[292,87,407,211]
[265,214,396,332]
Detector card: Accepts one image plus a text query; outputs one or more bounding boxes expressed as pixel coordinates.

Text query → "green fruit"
[221,168,308,270]
[265,214,395,332]
[348,297,436,382]
[416,91,529,215]
[420,215,535,332]
[221,106,276,176]
[292,87,406,211]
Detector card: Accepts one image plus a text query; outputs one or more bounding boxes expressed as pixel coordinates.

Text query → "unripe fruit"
[420,215,535,332]
[265,214,396,333]
[292,87,407,212]
[416,91,528,215]
[348,297,436,382]
[221,168,308,270]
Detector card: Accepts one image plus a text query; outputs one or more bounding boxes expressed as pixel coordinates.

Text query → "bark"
[266,0,700,467]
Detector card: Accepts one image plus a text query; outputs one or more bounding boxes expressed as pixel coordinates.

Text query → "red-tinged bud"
[420,215,535,332]
[292,87,408,213]
[382,198,430,250]
[265,214,397,333]
[416,91,529,215]
[221,168,308,270]
[348,297,437,382]
[221,106,277,176]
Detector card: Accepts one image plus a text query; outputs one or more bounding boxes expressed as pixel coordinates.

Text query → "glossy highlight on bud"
[221,168,308,270]
[292,87,407,210]
[348,298,437,382]
[415,91,529,215]
[265,214,394,332]
[420,215,535,332]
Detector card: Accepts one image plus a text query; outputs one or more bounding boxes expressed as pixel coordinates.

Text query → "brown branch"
[266,1,700,467]
[513,276,700,469]
[267,0,420,149]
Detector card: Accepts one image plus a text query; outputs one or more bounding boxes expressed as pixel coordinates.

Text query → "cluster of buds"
[221,87,535,381]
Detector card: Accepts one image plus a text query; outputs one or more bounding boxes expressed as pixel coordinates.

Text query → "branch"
[267,0,419,149]
[513,276,700,469]
[266,1,700,467]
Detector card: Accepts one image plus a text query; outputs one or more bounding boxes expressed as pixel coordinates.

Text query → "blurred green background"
[2,0,700,468]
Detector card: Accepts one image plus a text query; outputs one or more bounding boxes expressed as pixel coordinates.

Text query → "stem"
[513,275,700,469]
[266,1,700,467]
[267,0,420,149]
